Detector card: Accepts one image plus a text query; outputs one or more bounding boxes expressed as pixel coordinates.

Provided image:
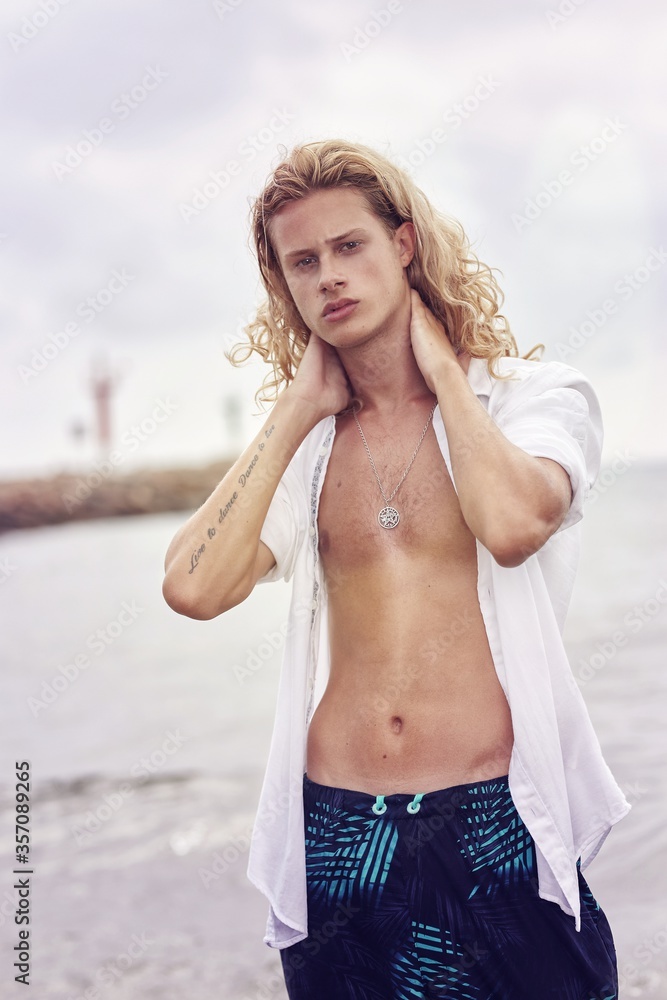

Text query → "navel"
[390,716,403,734]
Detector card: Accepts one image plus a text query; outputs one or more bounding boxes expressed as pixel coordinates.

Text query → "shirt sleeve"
[497,364,604,535]
[256,458,305,584]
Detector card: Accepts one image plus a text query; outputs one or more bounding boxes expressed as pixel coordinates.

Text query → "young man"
[163,140,631,999]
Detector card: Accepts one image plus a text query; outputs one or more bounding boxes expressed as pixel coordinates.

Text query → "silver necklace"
[353,402,437,529]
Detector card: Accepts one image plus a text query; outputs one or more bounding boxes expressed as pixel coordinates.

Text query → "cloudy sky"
[1,0,665,477]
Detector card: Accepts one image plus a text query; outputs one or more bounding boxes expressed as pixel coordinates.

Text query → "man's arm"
[162,332,352,620]
[409,290,579,567]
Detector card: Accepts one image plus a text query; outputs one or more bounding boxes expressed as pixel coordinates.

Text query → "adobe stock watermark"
[198,775,303,888]
[281,901,362,982]
[198,823,254,888]
[419,607,478,668]
[619,917,667,996]
[27,600,144,717]
[61,396,179,513]
[616,779,648,813]
[8,0,73,54]
[512,117,627,234]
[575,577,667,686]
[240,899,362,1000]
[340,1,404,63]
[545,0,588,30]
[0,556,17,584]
[555,247,667,361]
[366,607,477,716]
[65,931,154,1000]
[576,779,646,838]
[18,268,135,384]
[52,65,168,180]
[397,75,501,173]
[212,0,246,16]
[179,108,295,223]
[240,967,289,1000]
[232,596,314,683]
[586,447,634,505]
[71,729,192,846]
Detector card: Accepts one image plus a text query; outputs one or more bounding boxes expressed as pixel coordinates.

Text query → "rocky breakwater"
[0,460,234,533]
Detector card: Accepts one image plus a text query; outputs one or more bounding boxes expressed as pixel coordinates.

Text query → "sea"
[0,461,665,999]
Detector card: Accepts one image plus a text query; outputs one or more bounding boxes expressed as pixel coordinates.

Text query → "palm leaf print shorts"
[280,773,618,999]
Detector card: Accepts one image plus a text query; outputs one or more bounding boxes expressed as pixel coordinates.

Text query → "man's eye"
[340,241,361,251]
[295,257,316,269]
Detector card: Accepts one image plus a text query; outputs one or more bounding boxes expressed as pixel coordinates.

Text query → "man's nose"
[317,256,346,293]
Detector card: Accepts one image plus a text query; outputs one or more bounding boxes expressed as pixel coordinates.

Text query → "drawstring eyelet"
[372,792,424,815]
[407,793,424,815]
[372,795,387,815]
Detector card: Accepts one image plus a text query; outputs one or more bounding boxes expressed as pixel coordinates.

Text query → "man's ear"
[395,221,416,268]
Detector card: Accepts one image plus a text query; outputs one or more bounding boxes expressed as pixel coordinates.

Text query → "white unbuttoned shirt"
[247,355,631,948]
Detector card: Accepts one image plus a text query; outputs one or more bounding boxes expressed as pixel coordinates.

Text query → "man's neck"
[335,317,469,417]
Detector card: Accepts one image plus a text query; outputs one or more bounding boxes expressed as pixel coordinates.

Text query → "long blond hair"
[228,139,543,406]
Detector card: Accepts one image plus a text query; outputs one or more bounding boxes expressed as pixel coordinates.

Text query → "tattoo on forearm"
[187,423,276,573]
[218,493,238,523]
[239,454,259,487]
[189,543,206,574]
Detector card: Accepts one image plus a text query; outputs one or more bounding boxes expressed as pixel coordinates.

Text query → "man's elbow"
[487,514,560,568]
[487,464,573,567]
[161,575,247,620]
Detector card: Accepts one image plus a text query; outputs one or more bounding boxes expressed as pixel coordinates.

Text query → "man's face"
[269,187,415,350]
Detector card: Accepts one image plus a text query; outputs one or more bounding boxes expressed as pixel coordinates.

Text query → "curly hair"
[227,139,544,407]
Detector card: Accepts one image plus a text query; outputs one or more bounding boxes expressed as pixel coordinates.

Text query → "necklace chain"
[353,402,437,507]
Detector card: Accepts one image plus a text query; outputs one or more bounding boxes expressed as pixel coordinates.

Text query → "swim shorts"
[280,773,618,999]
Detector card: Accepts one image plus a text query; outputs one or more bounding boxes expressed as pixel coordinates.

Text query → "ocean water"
[0,462,665,999]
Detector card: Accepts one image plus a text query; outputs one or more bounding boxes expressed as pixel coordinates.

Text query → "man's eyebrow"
[283,228,370,260]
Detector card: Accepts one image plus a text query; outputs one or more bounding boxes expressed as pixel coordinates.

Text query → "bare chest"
[317,418,475,573]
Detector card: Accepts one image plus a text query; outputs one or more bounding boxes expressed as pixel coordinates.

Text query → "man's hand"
[288,331,353,418]
[409,289,466,391]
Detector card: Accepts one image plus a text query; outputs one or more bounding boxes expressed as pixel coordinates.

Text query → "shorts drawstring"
[372,792,425,815]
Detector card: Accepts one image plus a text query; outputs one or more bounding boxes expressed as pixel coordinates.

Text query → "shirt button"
[309,525,316,537]
[319,445,329,456]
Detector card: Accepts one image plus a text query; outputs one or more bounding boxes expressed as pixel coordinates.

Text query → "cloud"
[1,0,664,474]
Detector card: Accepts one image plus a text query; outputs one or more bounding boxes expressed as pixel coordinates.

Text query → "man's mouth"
[322,299,359,322]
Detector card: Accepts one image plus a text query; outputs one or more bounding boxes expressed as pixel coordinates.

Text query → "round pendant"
[378,506,400,529]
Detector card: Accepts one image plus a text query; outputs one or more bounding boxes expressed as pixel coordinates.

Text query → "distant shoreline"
[2,456,665,534]
[0,460,234,532]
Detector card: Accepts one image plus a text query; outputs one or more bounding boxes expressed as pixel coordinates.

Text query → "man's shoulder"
[481,355,597,410]
[490,354,592,385]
